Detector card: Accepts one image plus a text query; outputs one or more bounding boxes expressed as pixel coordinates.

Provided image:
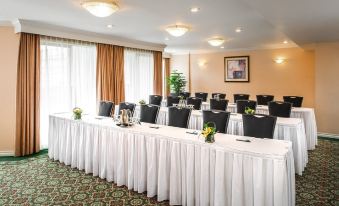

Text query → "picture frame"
[224,56,250,82]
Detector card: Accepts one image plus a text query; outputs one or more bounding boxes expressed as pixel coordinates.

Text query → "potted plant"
[167,70,187,96]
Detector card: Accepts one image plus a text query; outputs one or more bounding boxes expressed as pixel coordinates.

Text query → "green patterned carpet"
[0,138,338,206]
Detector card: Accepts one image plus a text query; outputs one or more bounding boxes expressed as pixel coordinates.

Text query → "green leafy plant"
[202,122,217,143]
[244,107,255,115]
[139,99,146,105]
[167,70,187,96]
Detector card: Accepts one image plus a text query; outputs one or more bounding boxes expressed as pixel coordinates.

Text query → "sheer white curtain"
[124,48,154,103]
[40,37,96,149]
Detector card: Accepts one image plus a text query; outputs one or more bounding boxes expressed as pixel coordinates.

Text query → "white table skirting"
[120,106,307,175]
[49,114,295,206]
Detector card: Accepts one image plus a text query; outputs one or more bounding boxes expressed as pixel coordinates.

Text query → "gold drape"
[15,33,40,156]
[96,44,125,105]
[153,51,163,95]
[164,58,171,96]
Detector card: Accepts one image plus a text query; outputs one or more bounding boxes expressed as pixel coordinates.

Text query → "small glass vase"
[74,113,82,120]
[205,134,215,143]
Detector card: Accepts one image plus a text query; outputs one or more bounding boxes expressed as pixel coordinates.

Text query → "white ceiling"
[0,0,338,54]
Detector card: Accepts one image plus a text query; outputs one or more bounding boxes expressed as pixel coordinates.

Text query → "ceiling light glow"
[208,37,225,47]
[166,25,189,37]
[235,27,243,33]
[82,0,119,17]
[190,7,200,13]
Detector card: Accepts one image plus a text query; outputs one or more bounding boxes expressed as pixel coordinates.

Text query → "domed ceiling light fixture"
[207,37,225,47]
[165,25,190,37]
[82,0,119,17]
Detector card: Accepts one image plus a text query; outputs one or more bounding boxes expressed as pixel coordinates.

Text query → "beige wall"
[314,43,339,135]
[0,27,19,154]
[170,54,190,91]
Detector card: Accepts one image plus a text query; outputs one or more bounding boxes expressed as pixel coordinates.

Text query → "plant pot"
[205,134,215,143]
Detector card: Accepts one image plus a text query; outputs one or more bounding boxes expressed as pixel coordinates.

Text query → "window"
[40,37,97,149]
[124,48,154,103]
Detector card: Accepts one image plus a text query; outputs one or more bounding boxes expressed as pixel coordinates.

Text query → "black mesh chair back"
[179,92,191,99]
[118,102,136,116]
[202,110,230,133]
[170,93,178,97]
[195,92,208,102]
[236,100,257,114]
[242,114,277,139]
[187,97,203,110]
[283,96,303,107]
[212,93,226,99]
[168,107,192,128]
[149,95,163,106]
[140,104,160,124]
[268,101,292,118]
[98,101,114,117]
[256,95,274,105]
[210,99,229,111]
[167,96,180,107]
[234,94,250,103]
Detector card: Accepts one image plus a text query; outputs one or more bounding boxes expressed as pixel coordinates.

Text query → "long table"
[161,100,317,150]
[49,113,295,206]
[119,106,307,175]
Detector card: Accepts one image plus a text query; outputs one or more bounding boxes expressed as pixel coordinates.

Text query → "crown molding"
[12,19,166,52]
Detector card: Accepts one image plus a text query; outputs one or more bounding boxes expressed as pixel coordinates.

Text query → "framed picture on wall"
[224,56,250,82]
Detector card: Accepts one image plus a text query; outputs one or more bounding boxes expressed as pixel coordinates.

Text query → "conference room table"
[162,100,317,150]
[49,113,295,206]
[118,105,307,175]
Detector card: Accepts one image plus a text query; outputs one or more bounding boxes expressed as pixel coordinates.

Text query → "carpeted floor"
[0,138,337,206]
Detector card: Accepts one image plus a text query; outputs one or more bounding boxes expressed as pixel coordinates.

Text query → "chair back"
[212,93,226,99]
[140,104,160,124]
[202,110,230,133]
[268,101,292,118]
[236,100,257,114]
[149,95,163,106]
[167,96,180,107]
[118,102,136,116]
[242,114,277,139]
[195,92,208,102]
[168,107,192,128]
[210,99,228,111]
[98,101,114,117]
[187,97,202,110]
[256,95,274,105]
[179,92,191,99]
[283,96,303,107]
[234,94,250,103]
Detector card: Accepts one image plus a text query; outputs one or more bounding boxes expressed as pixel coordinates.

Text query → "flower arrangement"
[201,122,217,143]
[73,107,83,120]
[245,107,255,115]
[139,99,146,105]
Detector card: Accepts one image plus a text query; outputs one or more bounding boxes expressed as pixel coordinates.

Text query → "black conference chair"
[140,104,160,124]
[202,110,230,134]
[167,96,180,107]
[118,102,136,116]
[283,96,303,107]
[170,93,178,97]
[234,94,250,103]
[168,107,192,128]
[149,95,163,106]
[195,92,208,102]
[236,100,257,114]
[242,114,277,139]
[268,101,292,118]
[256,95,274,105]
[187,97,203,110]
[179,92,191,99]
[98,101,114,117]
[212,93,226,99]
[210,99,229,111]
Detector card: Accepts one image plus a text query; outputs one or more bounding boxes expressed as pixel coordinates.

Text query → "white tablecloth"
[125,106,307,175]
[49,114,295,206]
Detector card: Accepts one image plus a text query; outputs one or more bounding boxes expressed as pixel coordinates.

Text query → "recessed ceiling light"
[235,27,243,33]
[107,24,113,28]
[283,40,289,44]
[165,37,169,41]
[220,46,224,49]
[190,7,200,13]
[82,0,119,18]
[166,25,190,37]
[208,37,225,47]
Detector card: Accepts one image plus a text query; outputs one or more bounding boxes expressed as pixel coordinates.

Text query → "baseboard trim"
[318,132,339,139]
[0,151,15,157]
